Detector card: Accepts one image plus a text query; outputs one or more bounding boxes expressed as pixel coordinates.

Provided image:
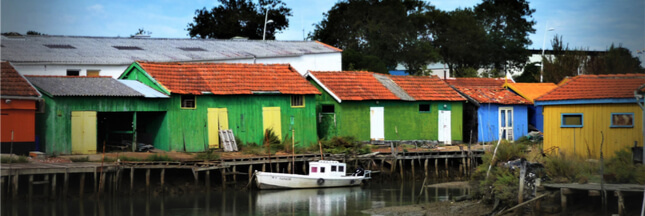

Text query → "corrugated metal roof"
[26,76,145,97]
[117,80,169,98]
[1,35,341,65]
[373,74,415,101]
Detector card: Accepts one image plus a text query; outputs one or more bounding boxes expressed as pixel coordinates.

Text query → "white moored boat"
[255,160,372,189]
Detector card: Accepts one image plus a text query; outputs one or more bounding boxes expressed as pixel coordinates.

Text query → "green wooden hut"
[26,76,169,155]
[119,62,321,152]
[306,71,465,143]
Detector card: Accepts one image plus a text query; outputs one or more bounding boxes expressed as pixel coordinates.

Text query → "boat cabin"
[309,160,347,177]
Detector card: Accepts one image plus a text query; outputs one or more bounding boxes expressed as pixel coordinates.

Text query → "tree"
[584,44,644,74]
[130,28,152,37]
[514,62,539,82]
[26,31,45,35]
[310,0,440,74]
[434,8,488,77]
[475,0,536,76]
[542,35,588,83]
[187,0,292,39]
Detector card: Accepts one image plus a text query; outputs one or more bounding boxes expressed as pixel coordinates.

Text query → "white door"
[499,107,513,141]
[438,110,451,145]
[370,107,384,140]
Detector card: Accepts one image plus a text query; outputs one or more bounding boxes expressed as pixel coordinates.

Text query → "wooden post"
[99,171,106,195]
[467,158,471,176]
[79,173,85,197]
[11,174,18,199]
[221,169,227,189]
[435,159,439,178]
[28,175,34,200]
[411,160,415,180]
[161,168,166,192]
[1,177,5,199]
[262,163,266,172]
[424,159,429,179]
[63,171,69,197]
[194,170,199,186]
[94,168,98,193]
[445,158,449,179]
[145,169,151,193]
[462,158,466,177]
[615,191,624,216]
[399,160,404,180]
[51,174,56,199]
[288,163,292,174]
[561,188,568,214]
[130,167,134,193]
[43,174,49,197]
[206,170,210,190]
[277,163,280,173]
[233,166,237,182]
[248,165,253,183]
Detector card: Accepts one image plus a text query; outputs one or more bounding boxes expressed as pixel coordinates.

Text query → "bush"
[320,136,370,155]
[195,149,221,160]
[472,140,529,205]
[605,148,645,184]
[0,155,29,163]
[70,156,90,162]
[241,143,267,156]
[146,154,173,161]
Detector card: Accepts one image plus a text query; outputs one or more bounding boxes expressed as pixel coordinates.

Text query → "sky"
[2,0,644,62]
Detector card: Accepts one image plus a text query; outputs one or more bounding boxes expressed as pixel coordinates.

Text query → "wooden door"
[370,107,384,140]
[438,110,452,145]
[262,107,282,140]
[208,108,229,148]
[71,111,97,154]
[499,107,514,141]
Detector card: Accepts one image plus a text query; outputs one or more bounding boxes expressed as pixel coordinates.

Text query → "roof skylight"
[112,46,143,50]
[178,47,207,51]
[44,44,76,49]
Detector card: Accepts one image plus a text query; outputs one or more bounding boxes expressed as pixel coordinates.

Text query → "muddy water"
[2,180,470,216]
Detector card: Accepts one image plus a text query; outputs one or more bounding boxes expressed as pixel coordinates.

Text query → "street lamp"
[263,8,274,41]
[540,22,555,83]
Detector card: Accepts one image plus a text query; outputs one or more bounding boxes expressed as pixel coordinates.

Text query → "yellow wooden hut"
[535,74,645,158]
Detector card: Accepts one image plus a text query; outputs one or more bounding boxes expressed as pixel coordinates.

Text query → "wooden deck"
[543,183,645,193]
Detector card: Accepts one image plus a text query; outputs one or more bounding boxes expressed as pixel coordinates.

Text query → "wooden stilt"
[615,191,624,216]
[130,167,134,193]
[43,174,49,197]
[206,170,210,190]
[302,162,307,174]
[221,169,227,189]
[435,159,439,178]
[459,164,463,179]
[194,170,199,186]
[262,163,266,172]
[561,188,569,214]
[64,171,69,197]
[462,158,466,177]
[287,163,292,174]
[277,163,280,173]
[12,175,18,199]
[399,160,404,180]
[424,159,429,180]
[1,176,5,199]
[444,158,449,179]
[99,171,106,195]
[51,174,56,199]
[467,158,471,176]
[79,173,85,197]
[248,166,253,183]
[93,168,98,194]
[411,160,415,180]
[233,166,237,182]
[146,168,151,193]
[28,175,33,200]
[161,168,166,192]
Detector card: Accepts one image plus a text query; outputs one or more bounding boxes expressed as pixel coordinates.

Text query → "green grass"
[69,156,90,162]
[195,149,221,160]
[145,154,173,161]
[0,156,29,163]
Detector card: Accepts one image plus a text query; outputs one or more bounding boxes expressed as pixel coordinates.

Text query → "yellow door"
[71,111,97,154]
[208,108,229,148]
[262,107,282,140]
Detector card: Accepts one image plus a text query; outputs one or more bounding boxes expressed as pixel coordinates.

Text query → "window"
[311,167,318,173]
[44,44,75,49]
[561,113,583,127]
[66,70,80,76]
[87,70,100,77]
[419,104,430,112]
[331,165,337,172]
[320,167,326,173]
[112,46,143,50]
[181,95,196,109]
[322,105,335,113]
[339,166,344,172]
[611,113,634,128]
[291,95,304,107]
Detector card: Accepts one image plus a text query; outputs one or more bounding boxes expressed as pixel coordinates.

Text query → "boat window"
[339,166,344,172]
[321,167,326,173]
[331,165,337,172]
[311,167,318,173]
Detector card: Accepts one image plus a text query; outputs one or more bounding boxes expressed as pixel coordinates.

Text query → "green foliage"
[542,35,588,83]
[263,128,283,153]
[310,0,439,72]
[187,0,292,39]
[343,49,389,74]
[434,8,487,77]
[0,156,29,163]
[70,156,90,162]
[604,148,645,184]
[514,62,540,83]
[320,136,370,155]
[146,154,173,162]
[240,143,267,156]
[491,169,519,206]
[195,149,221,161]
[472,141,529,205]
[584,44,645,75]
[543,153,599,183]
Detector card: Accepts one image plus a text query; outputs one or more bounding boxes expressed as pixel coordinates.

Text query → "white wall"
[12,52,342,78]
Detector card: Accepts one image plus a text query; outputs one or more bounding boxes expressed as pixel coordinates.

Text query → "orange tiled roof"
[389,76,465,101]
[446,77,509,87]
[1,62,40,97]
[503,82,557,103]
[309,71,399,100]
[136,62,320,95]
[453,86,531,105]
[536,74,645,101]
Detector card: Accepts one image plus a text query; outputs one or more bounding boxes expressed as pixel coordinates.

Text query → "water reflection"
[2,181,470,216]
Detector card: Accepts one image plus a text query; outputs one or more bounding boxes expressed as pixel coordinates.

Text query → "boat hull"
[255,172,365,189]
